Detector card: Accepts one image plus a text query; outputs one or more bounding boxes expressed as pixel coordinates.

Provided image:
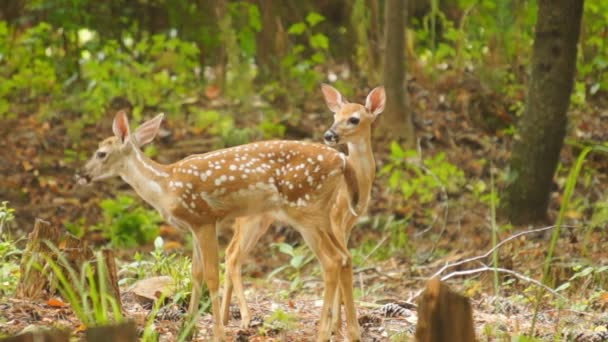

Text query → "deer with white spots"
[79,110,362,341]
[221,84,385,337]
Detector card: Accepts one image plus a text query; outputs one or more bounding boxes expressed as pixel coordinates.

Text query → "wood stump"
[84,321,138,342]
[15,219,63,299]
[415,278,476,342]
[15,218,121,312]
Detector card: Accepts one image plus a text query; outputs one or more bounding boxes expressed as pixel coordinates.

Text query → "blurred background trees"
[0,0,606,225]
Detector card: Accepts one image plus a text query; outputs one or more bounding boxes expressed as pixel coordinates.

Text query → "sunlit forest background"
[1,0,608,341]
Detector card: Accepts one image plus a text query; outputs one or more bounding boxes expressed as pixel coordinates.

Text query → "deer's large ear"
[321,83,345,113]
[365,86,386,118]
[113,110,131,143]
[133,113,164,147]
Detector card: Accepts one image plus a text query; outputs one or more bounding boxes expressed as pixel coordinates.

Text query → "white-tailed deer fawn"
[221,84,385,334]
[79,111,362,341]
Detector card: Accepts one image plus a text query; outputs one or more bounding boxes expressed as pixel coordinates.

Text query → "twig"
[354,266,398,280]
[429,225,564,280]
[408,225,575,301]
[361,234,389,266]
[439,264,565,300]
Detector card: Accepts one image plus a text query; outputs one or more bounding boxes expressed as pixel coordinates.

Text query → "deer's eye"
[96,151,107,159]
[348,117,360,125]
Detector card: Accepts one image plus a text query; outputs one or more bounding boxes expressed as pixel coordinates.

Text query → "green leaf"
[390,141,405,158]
[267,265,290,279]
[248,4,262,31]
[555,282,570,292]
[309,33,329,50]
[290,254,305,268]
[274,242,294,256]
[287,23,306,35]
[305,12,325,27]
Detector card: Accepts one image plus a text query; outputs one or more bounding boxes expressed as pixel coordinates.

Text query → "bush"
[95,195,161,248]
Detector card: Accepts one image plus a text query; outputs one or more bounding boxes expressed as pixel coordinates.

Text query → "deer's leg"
[221,223,238,325]
[187,229,204,330]
[330,208,346,335]
[335,216,361,341]
[193,224,225,341]
[222,214,273,328]
[297,222,343,342]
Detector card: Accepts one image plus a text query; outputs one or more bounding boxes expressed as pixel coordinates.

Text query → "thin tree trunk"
[378,0,415,147]
[255,0,283,80]
[367,0,382,83]
[503,0,583,224]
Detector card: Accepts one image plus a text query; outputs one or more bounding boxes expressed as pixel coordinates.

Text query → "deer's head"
[79,111,163,184]
[321,84,385,146]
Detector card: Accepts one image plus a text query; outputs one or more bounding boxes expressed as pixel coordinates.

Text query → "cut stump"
[15,219,62,299]
[15,218,121,312]
[84,321,138,342]
[415,278,476,342]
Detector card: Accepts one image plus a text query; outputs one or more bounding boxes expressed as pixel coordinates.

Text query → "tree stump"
[15,219,61,299]
[101,248,122,313]
[415,278,476,342]
[15,218,122,312]
[84,321,138,342]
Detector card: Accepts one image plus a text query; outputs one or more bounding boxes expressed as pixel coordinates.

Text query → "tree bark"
[503,0,584,224]
[378,0,415,147]
[255,0,284,80]
[415,278,476,342]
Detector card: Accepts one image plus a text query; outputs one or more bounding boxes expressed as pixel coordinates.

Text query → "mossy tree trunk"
[378,0,415,147]
[503,0,584,224]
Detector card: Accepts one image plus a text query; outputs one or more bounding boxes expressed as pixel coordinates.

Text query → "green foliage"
[228,2,261,58]
[530,144,608,334]
[94,195,161,248]
[0,240,21,296]
[0,202,19,295]
[191,108,256,147]
[578,1,608,95]
[0,201,15,234]
[258,308,298,336]
[0,22,60,117]
[268,242,315,292]
[75,33,200,121]
[41,244,123,327]
[64,217,86,238]
[121,236,194,304]
[0,21,202,126]
[555,264,608,294]
[380,142,465,205]
[352,215,411,267]
[278,11,329,105]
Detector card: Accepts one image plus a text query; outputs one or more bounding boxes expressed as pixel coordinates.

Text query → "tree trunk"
[255,0,284,80]
[503,0,583,224]
[378,0,415,147]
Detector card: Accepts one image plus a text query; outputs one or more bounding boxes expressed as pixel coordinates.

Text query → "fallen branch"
[409,225,575,301]
[439,264,565,300]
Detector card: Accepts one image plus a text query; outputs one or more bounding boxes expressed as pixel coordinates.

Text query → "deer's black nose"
[324,130,338,143]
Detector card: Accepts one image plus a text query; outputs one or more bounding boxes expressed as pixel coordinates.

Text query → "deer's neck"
[346,134,375,210]
[120,149,170,213]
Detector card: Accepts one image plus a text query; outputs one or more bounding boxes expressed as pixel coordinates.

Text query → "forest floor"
[1,73,608,341]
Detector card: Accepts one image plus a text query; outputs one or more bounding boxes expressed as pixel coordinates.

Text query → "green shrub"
[380,142,465,205]
[95,195,161,248]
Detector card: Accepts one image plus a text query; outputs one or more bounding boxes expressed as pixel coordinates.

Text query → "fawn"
[221,84,385,335]
[79,110,362,341]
